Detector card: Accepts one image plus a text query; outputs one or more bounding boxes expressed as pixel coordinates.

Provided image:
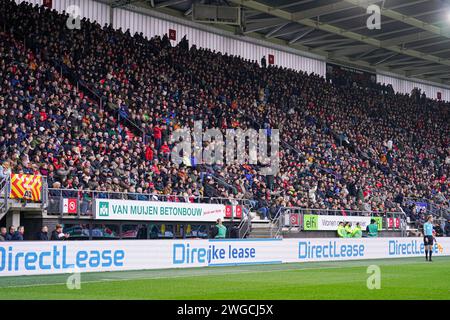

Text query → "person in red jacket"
[145,145,154,161]
[160,142,170,161]
[153,125,162,149]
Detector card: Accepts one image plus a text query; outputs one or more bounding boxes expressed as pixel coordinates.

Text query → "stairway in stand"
[247,215,276,238]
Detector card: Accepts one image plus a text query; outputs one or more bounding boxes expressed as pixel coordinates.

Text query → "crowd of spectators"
[0,224,69,241]
[0,1,448,221]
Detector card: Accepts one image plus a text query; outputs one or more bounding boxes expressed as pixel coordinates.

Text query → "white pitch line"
[0,257,434,289]
[0,265,347,289]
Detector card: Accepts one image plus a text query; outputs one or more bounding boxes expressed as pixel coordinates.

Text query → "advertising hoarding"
[1,238,448,276]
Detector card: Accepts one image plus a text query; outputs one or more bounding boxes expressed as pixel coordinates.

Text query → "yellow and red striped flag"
[9,174,43,202]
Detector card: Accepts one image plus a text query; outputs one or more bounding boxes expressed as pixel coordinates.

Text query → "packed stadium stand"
[0,0,449,237]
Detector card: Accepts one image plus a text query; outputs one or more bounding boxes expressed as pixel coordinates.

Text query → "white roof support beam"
[289,28,315,44]
[244,21,287,34]
[112,0,143,8]
[351,47,378,60]
[381,31,440,47]
[432,48,450,55]
[269,27,311,39]
[390,61,437,70]
[321,42,360,51]
[155,0,188,8]
[343,0,450,39]
[335,10,445,36]
[406,66,450,77]
[373,53,399,66]
[330,45,373,57]
[316,0,430,26]
[303,38,354,45]
[408,39,450,50]
[230,0,450,67]
[291,1,354,21]
[362,50,398,60]
[265,23,290,39]
[275,0,316,10]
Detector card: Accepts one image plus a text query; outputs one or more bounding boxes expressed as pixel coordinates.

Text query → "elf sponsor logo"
[172,243,257,265]
[388,240,440,256]
[303,214,318,230]
[0,245,125,272]
[299,241,365,260]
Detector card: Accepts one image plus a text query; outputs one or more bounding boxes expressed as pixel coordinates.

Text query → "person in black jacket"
[5,226,16,241]
[445,220,450,237]
[0,227,6,241]
[51,224,69,240]
[261,56,267,68]
[230,224,239,238]
[8,226,25,241]
[209,224,218,239]
[37,226,49,241]
[11,226,24,241]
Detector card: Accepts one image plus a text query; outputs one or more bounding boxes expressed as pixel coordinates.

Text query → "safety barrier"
[0,237,448,276]
[274,207,406,234]
[47,188,251,218]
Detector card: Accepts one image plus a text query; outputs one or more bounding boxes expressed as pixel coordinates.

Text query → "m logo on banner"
[99,202,110,217]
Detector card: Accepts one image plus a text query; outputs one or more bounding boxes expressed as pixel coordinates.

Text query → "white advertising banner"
[94,199,226,222]
[303,214,385,231]
[0,239,282,276]
[280,238,449,263]
[1,238,449,276]
[316,215,371,230]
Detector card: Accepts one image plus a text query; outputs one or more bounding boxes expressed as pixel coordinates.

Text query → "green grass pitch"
[0,257,449,300]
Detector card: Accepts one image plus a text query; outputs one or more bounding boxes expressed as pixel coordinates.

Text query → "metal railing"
[404,197,449,219]
[0,175,10,219]
[270,207,284,239]
[237,211,251,238]
[47,188,252,217]
[272,207,406,234]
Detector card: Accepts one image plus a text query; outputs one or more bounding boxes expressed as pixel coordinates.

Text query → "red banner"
[169,29,176,41]
[234,205,242,219]
[43,0,52,8]
[387,218,394,228]
[394,217,400,229]
[225,205,232,218]
[63,198,78,214]
[290,214,299,226]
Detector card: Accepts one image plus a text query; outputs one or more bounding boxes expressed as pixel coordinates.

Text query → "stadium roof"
[99,0,450,86]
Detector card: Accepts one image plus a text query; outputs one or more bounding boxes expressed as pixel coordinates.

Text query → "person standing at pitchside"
[423,215,435,262]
